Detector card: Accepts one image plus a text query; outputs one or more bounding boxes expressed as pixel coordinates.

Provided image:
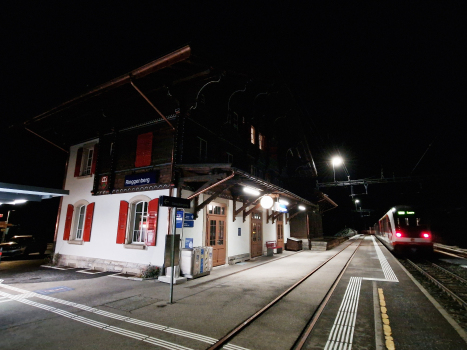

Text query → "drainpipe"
[54,154,70,242]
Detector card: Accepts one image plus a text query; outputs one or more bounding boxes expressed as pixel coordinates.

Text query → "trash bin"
[286,237,302,251]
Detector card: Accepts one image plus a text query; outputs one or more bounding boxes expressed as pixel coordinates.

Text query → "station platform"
[303,235,467,350]
[1,235,467,350]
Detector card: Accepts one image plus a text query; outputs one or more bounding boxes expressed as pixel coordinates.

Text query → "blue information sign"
[184,221,194,228]
[184,213,194,220]
[176,210,184,228]
[185,238,193,249]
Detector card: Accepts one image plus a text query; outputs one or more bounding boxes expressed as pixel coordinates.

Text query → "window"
[74,143,98,177]
[116,196,158,247]
[75,205,86,240]
[83,149,94,176]
[131,201,148,244]
[198,137,207,161]
[250,126,256,144]
[63,201,95,242]
[259,133,265,150]
[226,152,233,164]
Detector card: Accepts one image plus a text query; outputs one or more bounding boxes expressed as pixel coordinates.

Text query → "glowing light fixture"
[14,199,27,204]
[391,208,396,212]
[243,187,260,196]
[331,156,343,166]
[406,211,415,215]
[298,205,306,211]
[331,156,343,182]
[260,196,274,209]
[279,199,289,206]
[395,232,402,238]
[422,233,430,238]
[355,199,360,203]
[397,211,405,215]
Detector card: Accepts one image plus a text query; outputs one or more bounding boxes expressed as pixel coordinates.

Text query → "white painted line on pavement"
[324,276,362,350]
[371,236,398,282]
[0,281,250,350]
[0,290,193,350]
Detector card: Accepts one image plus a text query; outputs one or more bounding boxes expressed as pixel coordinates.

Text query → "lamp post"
[331,156,343,182]
[354,199,360,211]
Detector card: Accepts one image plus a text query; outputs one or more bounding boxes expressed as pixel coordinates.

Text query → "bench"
[266,241,283,256]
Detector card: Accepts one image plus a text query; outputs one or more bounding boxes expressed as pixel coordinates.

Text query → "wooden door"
[206,203,227,266]
[251,211,263,258]
[276,214,284,248]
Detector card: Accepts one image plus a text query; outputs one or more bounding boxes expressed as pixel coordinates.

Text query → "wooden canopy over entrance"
[176,164,320,224]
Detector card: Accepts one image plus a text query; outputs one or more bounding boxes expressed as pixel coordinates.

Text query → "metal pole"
[333,164,336,182]
[169,207,176,304]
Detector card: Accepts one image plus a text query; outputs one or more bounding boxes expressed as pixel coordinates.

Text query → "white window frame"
[250,126,256,144]
[75,205,86,240]
[78,142,97,177]
[125,195,152,246]
[69,200,89,243]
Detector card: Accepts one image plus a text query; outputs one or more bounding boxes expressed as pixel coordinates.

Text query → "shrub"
[141,264,160,279]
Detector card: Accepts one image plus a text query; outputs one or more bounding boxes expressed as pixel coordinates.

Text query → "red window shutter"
[91,144,99,175]
[145,198,159,246]
[63,204,74,240]
[116,201,129,244]
[135,132,153,168]
[74,148,83,177]
[82,202,95,242]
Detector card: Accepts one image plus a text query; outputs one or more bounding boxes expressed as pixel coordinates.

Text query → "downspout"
[53,154,70,242]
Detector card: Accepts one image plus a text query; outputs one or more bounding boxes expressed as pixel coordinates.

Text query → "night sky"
[1,3,466,244]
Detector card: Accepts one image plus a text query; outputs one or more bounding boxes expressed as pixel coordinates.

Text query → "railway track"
[406,259,467,310]
[205,237,364,350]
[434,243,467,259]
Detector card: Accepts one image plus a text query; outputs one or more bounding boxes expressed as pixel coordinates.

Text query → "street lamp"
[331,156,343,182]
[354,199,360,211]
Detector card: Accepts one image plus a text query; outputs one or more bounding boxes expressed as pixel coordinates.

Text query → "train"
[375,205,433,254]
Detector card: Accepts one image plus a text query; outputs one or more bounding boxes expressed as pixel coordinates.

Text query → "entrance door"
[251,211,263,258]
[276,214,284,248]
[206,203,227,266]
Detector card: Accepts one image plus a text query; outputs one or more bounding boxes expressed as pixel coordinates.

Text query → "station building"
[23,46,337,274]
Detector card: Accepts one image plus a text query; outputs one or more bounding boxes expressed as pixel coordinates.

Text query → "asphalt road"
[0,255,115,284]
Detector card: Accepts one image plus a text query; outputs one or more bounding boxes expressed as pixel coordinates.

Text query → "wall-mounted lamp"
[260,196,274,209]
[298,205,306,211]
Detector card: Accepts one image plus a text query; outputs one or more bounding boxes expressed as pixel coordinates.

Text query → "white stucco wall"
[57,141,292,269]
[55,140,172,268]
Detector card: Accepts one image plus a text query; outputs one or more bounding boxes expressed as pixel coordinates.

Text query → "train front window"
[397,216,420,227]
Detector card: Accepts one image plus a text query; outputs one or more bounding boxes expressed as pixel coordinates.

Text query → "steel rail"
[431,262,467,285]
[433,244,467,259]
[407,259,467,310]
[293,238,364,349]
[205,239,361,350]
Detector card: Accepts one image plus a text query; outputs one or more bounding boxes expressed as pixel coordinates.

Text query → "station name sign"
[124,172,158,187]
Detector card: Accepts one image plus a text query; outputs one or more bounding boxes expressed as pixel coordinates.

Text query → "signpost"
[160,196,191,209]
[160,195,191,304]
